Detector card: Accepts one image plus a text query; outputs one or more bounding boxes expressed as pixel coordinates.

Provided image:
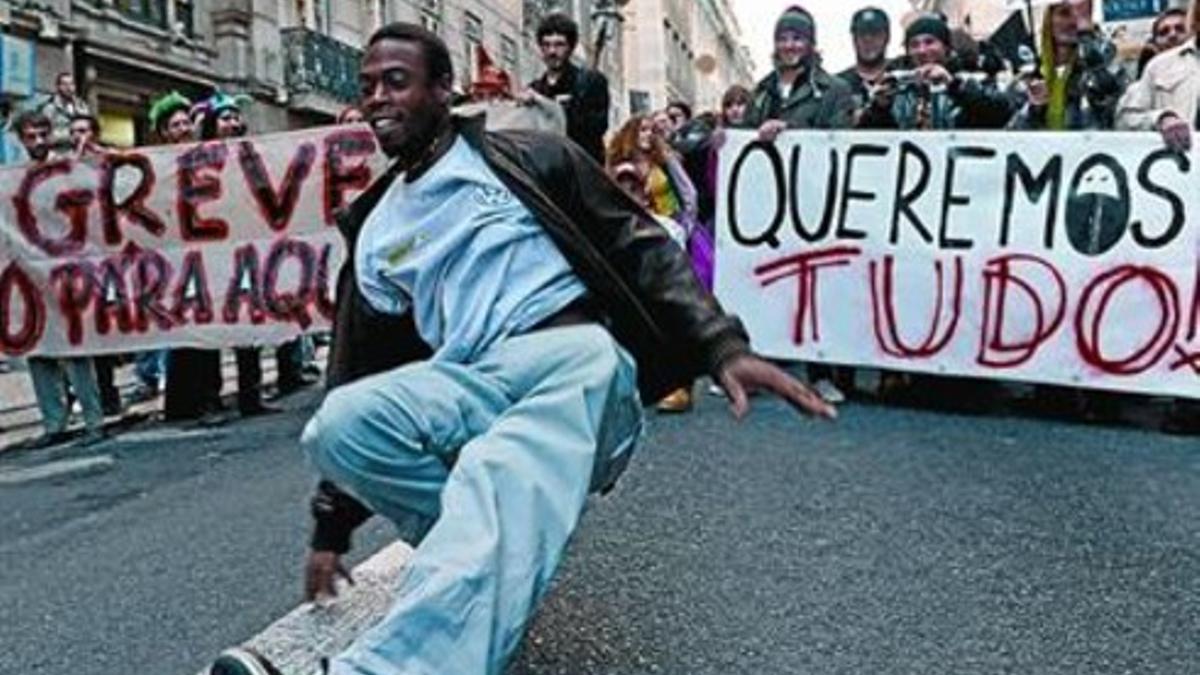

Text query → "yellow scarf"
[1040,12,1074,130]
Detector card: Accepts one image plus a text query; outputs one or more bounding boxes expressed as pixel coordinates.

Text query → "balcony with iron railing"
[281,27,362,105]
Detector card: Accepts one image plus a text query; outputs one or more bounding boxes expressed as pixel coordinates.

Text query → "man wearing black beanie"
[859,12,1012,130]
[839,7,893,113]
[743,5,855,140]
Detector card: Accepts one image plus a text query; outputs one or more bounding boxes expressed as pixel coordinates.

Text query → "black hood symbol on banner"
[1065,156,1129,256]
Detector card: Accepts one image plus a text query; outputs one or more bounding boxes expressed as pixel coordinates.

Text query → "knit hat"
[190,90,251,123]
[905,13,951,47]
[775,5,816,43]
[851,7,890,35]
[147,91,192,132]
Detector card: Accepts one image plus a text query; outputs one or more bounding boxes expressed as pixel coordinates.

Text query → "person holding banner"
[125,91,196,407]
[744,5,855,141]
[1007,1,1132,423]
[159,91,227,423]
[1008,0,1126,132]
[207,21,835,675]
[13,110,107,448]
[1116,0,1200,434]
[36,72,92,156]
[1116,0,1199,154]
[837,6,894,124]
[163,91,283,422]
[1137,7,1191,77]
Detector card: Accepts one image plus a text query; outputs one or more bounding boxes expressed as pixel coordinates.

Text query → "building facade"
[622,0,753,116]
[0,0,586,145]
[0,0,750,148]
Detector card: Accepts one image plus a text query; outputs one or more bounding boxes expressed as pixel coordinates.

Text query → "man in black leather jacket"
[527,12,610,163]
[209,22,835,675]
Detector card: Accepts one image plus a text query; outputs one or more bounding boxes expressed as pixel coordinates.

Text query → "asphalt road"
[1,389,1197,675]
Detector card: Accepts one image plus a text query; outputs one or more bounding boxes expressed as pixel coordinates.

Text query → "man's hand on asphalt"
[304,550,354,602]
[715,354,838,421]
[1157,113,1192,153]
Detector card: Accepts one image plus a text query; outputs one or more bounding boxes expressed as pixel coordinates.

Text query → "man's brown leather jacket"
[310,114,750,553]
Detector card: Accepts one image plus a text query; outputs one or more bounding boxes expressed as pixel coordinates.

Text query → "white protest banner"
[715,130,1199,399]
[0,125,387,357]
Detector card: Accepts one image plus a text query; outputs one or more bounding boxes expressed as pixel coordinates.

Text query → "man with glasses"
[1139,8,1191,76]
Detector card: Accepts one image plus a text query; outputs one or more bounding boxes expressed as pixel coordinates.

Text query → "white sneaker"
[813,379,845,404]
[707,383,725,398]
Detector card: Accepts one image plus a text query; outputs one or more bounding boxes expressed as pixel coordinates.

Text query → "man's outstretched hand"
[716,354,838,421]
[305,550,354,602]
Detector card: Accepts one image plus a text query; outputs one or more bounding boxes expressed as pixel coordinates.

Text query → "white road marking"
[197,541,414,675]
[0,455,116,486]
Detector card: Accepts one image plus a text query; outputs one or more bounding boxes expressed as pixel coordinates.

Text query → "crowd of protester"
[1,2,1197,449]
[1,79,327,447]
[586,1,1199,433]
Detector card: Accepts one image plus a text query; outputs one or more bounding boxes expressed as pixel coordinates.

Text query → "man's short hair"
[666,101,692,120]
[70,113,100,134]
[55,71,72,86]
[536,13,579,48]
[367,22,454,86]
[1152,7,1187,36]
[13,110,51,134]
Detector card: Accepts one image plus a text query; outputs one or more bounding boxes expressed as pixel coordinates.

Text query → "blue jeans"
[134,350,167,389]
[301,325,643,675]
[28,356,104,434]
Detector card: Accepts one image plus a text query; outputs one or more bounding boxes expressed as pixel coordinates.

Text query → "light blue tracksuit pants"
[301,324,644,675]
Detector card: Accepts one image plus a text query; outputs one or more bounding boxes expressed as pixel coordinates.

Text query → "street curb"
[197,541,414,675]
[0,455,115,486]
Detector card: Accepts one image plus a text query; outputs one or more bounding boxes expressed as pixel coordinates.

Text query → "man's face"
[774,30,813,69]
[19,124,50,161]
[907,34,947,67]
[1050,5,1080,48]
[164,110,194,144]
[666,105,689,131]
[69,119,94,148]
[359,38,450,160]
[854,30,889,66]
[215,109,245,139]
[57,75,76,99]
[1153,14,1188,50]
[538,33,573,72]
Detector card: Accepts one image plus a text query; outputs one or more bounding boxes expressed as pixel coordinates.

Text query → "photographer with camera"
[1006,1,1130,423]
[859,13,1013,131]
[1008,0,1126,132]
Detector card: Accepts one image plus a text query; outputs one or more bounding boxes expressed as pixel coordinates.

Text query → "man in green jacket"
[744,5,856,141]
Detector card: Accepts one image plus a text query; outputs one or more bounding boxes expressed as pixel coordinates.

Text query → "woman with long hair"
[606,114,700,413]
[1009,0,1126,131]
[607,115,698,232]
